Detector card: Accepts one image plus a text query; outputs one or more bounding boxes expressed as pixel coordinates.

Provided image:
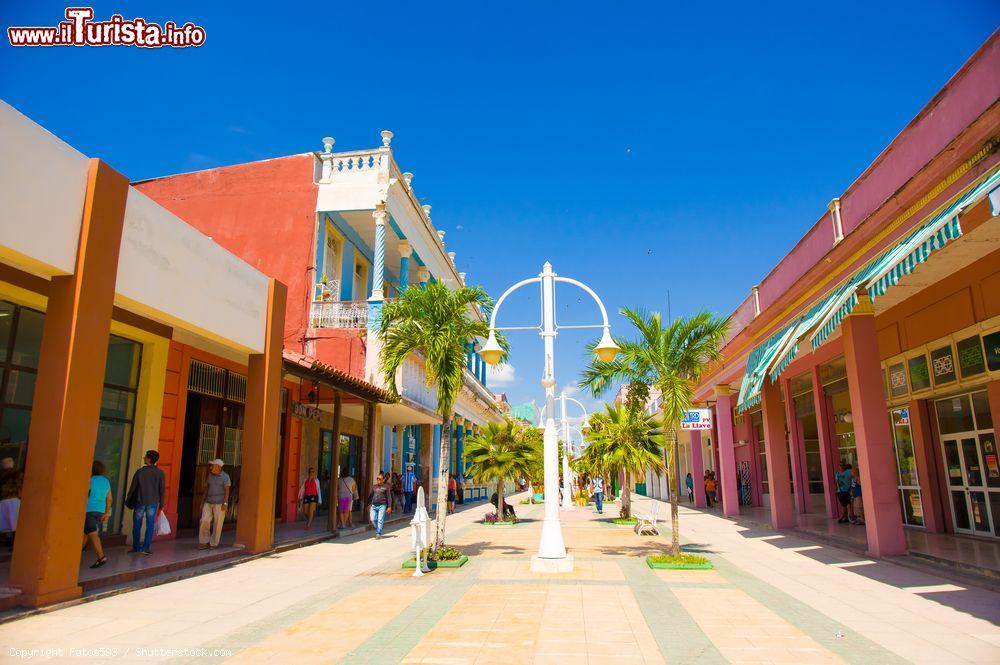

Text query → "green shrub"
[612,517,638,525]
[647,553,710,565]
[418,546,464,562]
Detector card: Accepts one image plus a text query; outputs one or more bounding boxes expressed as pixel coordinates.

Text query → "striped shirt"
[402,471,417,493]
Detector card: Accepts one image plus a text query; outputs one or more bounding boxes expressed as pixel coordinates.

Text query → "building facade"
[135,132,505,513]
[688,34,1000,557]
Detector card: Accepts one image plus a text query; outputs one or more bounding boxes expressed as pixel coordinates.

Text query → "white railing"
[313,279,341,302]
[399,353,437,411]
[309,300,368,329]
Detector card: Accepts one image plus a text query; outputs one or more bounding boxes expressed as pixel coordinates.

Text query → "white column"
[370,204,387,301]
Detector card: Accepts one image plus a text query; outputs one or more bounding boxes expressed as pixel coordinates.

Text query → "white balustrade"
[309,300,368,329]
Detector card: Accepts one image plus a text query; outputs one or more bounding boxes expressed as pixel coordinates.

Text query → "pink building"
[688,32,1000,564]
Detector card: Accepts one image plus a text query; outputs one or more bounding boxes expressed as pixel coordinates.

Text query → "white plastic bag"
[156,510,172,536]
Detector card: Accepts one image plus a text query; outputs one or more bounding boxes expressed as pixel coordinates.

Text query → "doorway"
[935,391,998,537]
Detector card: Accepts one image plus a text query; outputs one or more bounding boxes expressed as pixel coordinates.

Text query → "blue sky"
[1,2,996,416]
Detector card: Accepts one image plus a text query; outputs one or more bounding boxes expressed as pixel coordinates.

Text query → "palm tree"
[580,404,665,518]
[378,280,507,550]
[464,421,541,520]
[580,309,727,553]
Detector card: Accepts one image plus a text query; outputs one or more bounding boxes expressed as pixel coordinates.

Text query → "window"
[889,408,923,527]
[95,335,141,529]
[751,410,767,496]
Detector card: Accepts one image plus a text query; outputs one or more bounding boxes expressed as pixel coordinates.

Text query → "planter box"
[482,521,519,526]
[645,557,713,570]
[402,555,469,569]
[612,519,638,526]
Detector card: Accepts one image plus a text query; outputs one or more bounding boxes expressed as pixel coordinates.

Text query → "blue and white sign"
[680,408,712,430]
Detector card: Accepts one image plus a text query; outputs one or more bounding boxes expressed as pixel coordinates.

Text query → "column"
[361,403,377,506]
[8,160,129,607]
[398,240,411,291]
[328,392,343,532]
[479,355,487,386]
[842,299,906,557]
[382,426,392,473]
[908,398,945,533]
[418,267,430,288]
[464,424,473,480]
[369,205,387,301]
[236,278,288,554]
[761,379,795,529]
[454,419,464,478]
[811,366,839,518]
[432,423,442,509]
[714,387,740,517]
[782,378,808,513]
[690,429,707,507]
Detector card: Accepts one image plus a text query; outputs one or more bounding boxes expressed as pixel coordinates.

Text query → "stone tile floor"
[0,495,998,664]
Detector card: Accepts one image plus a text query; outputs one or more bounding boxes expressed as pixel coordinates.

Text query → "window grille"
[227,372,247,404]
[198,424,219,463]
[188,360,225,398]
[223,427,243,466]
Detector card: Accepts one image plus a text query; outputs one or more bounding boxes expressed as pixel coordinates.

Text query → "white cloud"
[561,385,579,397]
[487,363,516,387]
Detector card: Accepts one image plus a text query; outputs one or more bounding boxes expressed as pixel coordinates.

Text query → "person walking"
[447,474,458,514]
[402,464,417,513]
[297,466,321,529]
[125,450,165,555]
[83,460,112,568]
[835,461,855,524]
[369,473,392,538]
[685,473,694,502]
[337,471,358,529]
[705,472,718,508]
[198,459,231,549]
[391,472,403,512]
[589,475,605,514]
[850,466,865,525]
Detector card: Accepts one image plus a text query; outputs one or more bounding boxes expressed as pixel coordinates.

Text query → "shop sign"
[981,330,1000,372]
[930,346,956,385]
[292,401,321,421]
[680,409,712,430]
[909,492,923,519]
[907,355,930,392]
[956,335,986,378]
[888,363,908,398]
[893,408,910,426]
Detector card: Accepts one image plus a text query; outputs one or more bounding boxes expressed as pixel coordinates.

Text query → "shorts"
[837,491,851,507]
[447,490,456,501]
[302,495,318,505]
[338,496,353,512]
[83,511,103,535]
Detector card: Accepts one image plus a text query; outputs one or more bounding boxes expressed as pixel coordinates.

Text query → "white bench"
[634,500,659,536]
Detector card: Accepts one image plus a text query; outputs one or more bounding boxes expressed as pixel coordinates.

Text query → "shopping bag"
[156,510,172,536]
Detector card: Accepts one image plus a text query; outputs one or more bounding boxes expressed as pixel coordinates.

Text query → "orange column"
[908,399,945,533]
[761,379,795,529]
[235,279,287,554]
[842,301,906,557]
[8,160,129,607]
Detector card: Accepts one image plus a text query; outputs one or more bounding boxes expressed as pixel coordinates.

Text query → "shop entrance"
[178,360,246,530]
[935,391,999,538]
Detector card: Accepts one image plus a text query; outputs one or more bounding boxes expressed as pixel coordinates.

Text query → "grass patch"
[646,553,713,569]
[403,546,469,569]
[612,517,638,525]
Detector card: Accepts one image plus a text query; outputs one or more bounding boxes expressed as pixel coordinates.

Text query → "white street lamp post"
[481,262,618,573]
[539,393,591,510]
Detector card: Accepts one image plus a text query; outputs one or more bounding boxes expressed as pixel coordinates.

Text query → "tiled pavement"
[1,496,998,664]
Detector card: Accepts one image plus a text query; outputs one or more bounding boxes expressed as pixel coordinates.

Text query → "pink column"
[761,379,795,529]
[811,366,839,518]
[782,378,808,513]
[908,399,945,533]
[842,304,906,557]
[690,429,707,507]
[714,387,741,517]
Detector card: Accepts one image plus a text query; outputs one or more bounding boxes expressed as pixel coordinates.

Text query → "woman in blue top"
[84,460,112,568]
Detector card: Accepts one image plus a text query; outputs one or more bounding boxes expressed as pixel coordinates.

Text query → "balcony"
[309,300,368,329]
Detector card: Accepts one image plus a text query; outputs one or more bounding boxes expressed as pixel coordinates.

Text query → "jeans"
[370,504,387,535]
[594,492,604,513]
[403,491,414,513]
[132,503,158,552]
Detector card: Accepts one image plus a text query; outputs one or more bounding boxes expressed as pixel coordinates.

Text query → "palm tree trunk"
[621,471,631,519]
[497,478,504,520]
[434,416,452,551]
[667,426,681,556]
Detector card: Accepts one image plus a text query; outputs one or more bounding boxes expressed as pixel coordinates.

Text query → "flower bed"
[402,546,469,569]
[483,512,518,525]
[645,553,713,569]
[612,517,638,525]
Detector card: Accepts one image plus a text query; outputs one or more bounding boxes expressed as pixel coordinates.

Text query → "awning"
[736,323,796,412]
[810,169,1000,350]
[767,287,847,383]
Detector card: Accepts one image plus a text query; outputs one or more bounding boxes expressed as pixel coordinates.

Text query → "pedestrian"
[850,466,865,525]
[0,458,22,548]
[447,474,457,514]
[297,466,321,529]
[391,472,403,512]
[705,472,718,507]
[337,470,358,529]
[198,458,231,549]
[369,472,392,538]
[685,473,694,502]
[402,464,417,513]
[589,475,605,514]
[124,449,165,555]
[83,460,112,568]
[835,461,855,524]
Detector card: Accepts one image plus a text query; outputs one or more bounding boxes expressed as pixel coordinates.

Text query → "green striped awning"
[736,323,796,413]
[810,169,1000,351]
[768,289,846,383]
